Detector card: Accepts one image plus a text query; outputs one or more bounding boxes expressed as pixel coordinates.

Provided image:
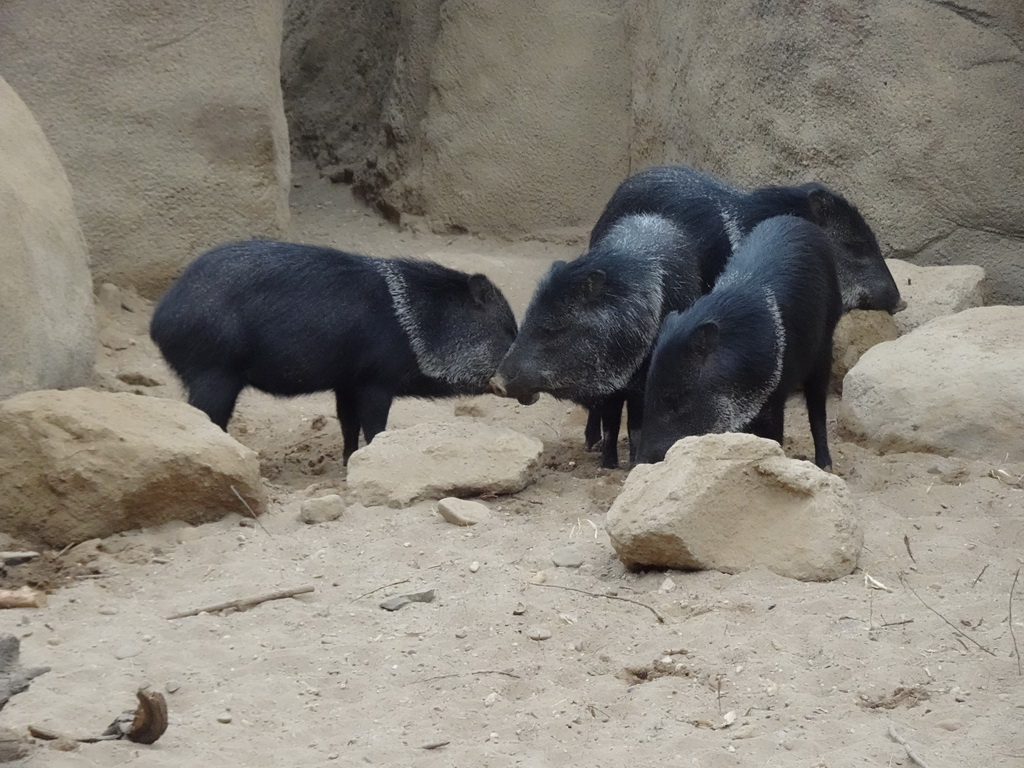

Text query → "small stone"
[436,498,489,526]
[46,638,60,647]
[530,571,547,584]
[96,283,122,314]
[512,603,526,616]
[484,692,500,707]
[551,545,584,568]
[469,561,480,573]
[454,629,468,639]
[98,606,118,616]
[573,640,584,652]
[165,680,182,693]
[936,720,962,731]
[659,577,676,592]
[114,644,143,660]
[299,495,345,524]
[527,627,552,641]
[217,713,232,724]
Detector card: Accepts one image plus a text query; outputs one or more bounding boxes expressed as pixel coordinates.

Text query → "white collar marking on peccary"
[720,207,743,252]
[712,288,786,432]
[376,260,484,387]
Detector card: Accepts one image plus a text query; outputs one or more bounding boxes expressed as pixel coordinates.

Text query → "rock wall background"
[0,0,292,297]
[285,0,1024,300]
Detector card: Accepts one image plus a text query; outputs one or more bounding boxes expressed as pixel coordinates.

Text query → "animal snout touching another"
[893,297,908,313]
[489,374,508,397]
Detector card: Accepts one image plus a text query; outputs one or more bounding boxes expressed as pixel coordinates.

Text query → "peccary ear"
[806,188,838,225]
[689,321,719,362]
[467,273,494,306]
[581,270,606,301]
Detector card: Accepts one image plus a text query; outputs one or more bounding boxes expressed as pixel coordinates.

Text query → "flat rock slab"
[348,421,543,508]
[885,259,985,335]
[606,433,862,582]
[436,498,489,526]
[0,389,265,547]
[840,305,1024,461]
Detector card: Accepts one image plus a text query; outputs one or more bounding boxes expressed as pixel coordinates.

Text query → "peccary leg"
[335,392,361,464]
[625,388,646,465]
[803,353,833,470]
[356,388,395,447]
[186,371,244,430]
[598,393,626,469]
[748,393,786,445]
[584,409,603,452]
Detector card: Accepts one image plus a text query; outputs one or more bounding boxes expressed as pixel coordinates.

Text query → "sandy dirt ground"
[4,161,1024,767]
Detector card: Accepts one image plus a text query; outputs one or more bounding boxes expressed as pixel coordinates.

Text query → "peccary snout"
[489,373,540,405]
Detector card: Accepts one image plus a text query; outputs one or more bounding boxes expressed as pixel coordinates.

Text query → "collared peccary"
[634,216,843,469]
[489,214,702,469]
[590,164,904,314]
[582,164,905,456]
[150,239,520,464]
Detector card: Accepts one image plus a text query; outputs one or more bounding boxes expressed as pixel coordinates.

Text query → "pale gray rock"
[348,421,543,507]
[607,433,861,581]
[840,306,1024,461]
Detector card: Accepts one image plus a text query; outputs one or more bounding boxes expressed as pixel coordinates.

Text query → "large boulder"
[348,421,544,507]
[0,389,266,547]
[630,0,1024,302]
[830,310,899,393]
[885,259,986,335]
[0,1,290,297]
[0,76,96,398]
[606,433,862,581]
[840,306,1024,461]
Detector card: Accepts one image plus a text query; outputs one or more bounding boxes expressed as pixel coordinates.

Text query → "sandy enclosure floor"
[4,162,1024,767]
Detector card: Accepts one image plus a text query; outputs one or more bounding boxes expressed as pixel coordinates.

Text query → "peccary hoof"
[516,393,540,406]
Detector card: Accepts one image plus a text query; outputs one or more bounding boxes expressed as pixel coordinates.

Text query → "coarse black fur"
[150,239,518,464]
[491,214,702,468]
[635,216,843,469]
[584,164,902,457]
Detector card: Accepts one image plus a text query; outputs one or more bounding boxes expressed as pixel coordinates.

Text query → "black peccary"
[150,239,519,464]
[583,164,905,457]
[635,216,843,469]
[489,214,703,469]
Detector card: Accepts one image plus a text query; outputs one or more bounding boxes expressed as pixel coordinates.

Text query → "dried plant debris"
[30,689,168,746]
[101,689,168,744]
[380,589,436,612]
[858,685,931,710]
[0,634,49,712]
[619,655,697,685]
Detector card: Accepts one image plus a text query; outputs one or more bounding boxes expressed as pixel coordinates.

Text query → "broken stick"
[166,585,314,620]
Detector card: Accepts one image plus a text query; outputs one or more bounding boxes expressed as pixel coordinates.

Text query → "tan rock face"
[606,433,862,581]
[0,390,265,547]
[0,76,96,398]
[840,306,1024,461]
[630,1,1024,303]
[831,311,899,393]
[884,259,986,335]
[347,421,544,507]
[0,1,290,297]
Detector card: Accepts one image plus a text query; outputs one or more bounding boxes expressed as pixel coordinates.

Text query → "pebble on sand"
[527,627,552,641]
[551,545,584,568]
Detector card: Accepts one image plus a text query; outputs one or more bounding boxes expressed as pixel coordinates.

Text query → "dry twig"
[231,485,270,536]
[529,582,665,623]
[166,585,314,620]
[973,564,989,588]
[417,669,520,683]
[888,723,935,768]
[1011,567,1022,675]
[899,574,995,656]
[349,579,410,603]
